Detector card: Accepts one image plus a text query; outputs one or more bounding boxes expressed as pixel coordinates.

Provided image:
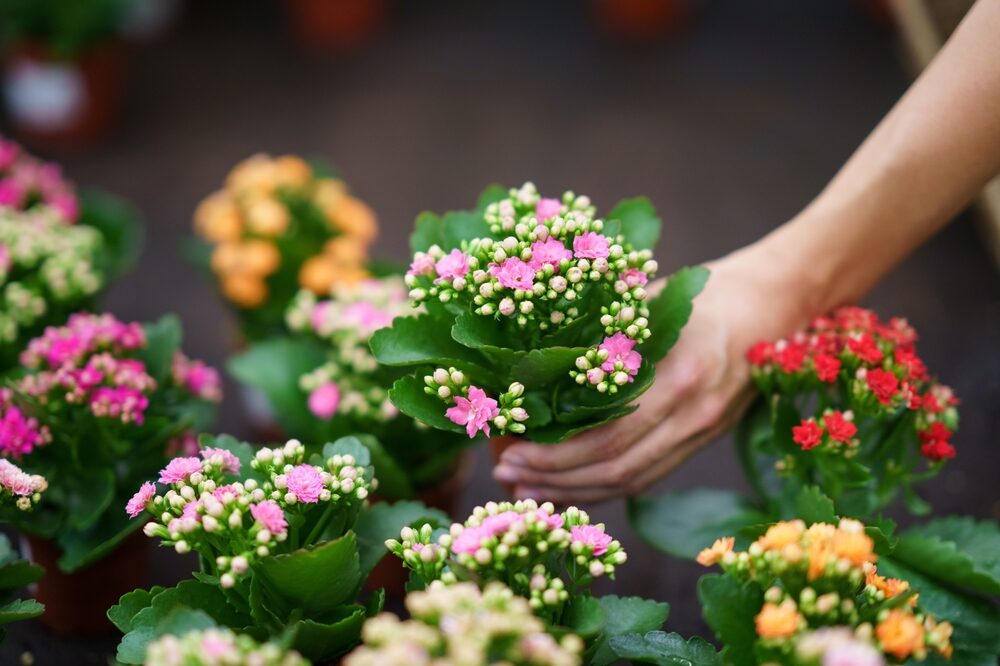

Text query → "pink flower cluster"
[172,353,223,402]
[0,390,50,457]
[0,458,46,498]
[0,137,79,222]
[21,313,145,370]
[452,507,565,555]
[446,386,500,438]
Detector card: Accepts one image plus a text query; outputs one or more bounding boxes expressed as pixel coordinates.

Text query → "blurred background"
[1,0,998,662]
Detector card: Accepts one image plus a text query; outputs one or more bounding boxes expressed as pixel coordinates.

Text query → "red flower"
[919,422,952,445]
[774,343,806,373]
[812,354,841,383]
[823,411,857,443]
[894,347,927,381]
[847,333,884,365]
[835,306,879,332]
[921,439,956,461]
[792,419,824,450]
[746,341,773,366]
[866,368,900,405]
[901,381,922,410]
[879,317,918,346]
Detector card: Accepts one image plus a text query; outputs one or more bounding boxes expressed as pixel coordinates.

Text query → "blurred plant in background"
[145,627,310,666]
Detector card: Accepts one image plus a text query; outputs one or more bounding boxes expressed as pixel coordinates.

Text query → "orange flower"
[876,609,925,660]
[212,241,280,278]
[696,537,734,566]
[194,191,242,242]
[831,527,875,566]
[221,273,267,308]
[299,255,368,293]
[227,154,280,196]
[864,563,910,600]
[329,195,378,242]
[273,155,312,189]
[755,601,802,639]
[245,196,290,236]
[757,521,804,551]
[313,178,347,212]
[924,616,954,658]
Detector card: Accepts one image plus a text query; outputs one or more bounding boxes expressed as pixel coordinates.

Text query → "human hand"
[492,246,813,503]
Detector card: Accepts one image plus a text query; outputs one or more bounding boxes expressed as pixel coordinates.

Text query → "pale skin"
[493,0,1000,503]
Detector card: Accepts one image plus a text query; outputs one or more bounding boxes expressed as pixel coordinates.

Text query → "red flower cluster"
[747,306,958,462]
[791,411,859,451]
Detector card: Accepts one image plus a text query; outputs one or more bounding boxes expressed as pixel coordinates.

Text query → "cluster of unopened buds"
[127,438,371,588]
[144,628,308,666]
[344,581,583,666]
[287,278,410,423]
[0,458,47,511]
[405,183,656,392]
[424,367,528,438]
[387,500,625,623]
[0,137,79,222]
[746,306,959,462]
[0,208,103,344]
[697,518,953,663]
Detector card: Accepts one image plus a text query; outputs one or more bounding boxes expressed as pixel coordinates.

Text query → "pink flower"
[536,198,562,221]
[167,431,200,457]
[181,499,202,520]
[0,244,9,274]
[407,253,436,277]
[452,526,490,555]
[570,524,612,556]
[47,191,79,222]
[0,404,49,456]
[308,382,340,420]
[573,232,609,259]
[159,457,203,484]
[286,464,325,503]
[342,302,394,333]
[0,459,42,497]
[490,258,536,291]
[529,238,572,269]
[0,179,24,208]
[480,511,521,536]
[212,484,239,502]
[823,641,885,666]
[598,333,642,378]
[200,447,241,475]
[446,386,500,438]
[536,508,564,530]
[310,301,332,331]
[0,139,18,170]
[251,500,288,535]
[173,354,222,402]
[435,249,469,282]
[622,268,648,287]
[126,482,156,518]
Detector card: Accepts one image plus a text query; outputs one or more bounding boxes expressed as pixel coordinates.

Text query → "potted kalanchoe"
[371,182,708,456]
[0,136,140,370]
[112,434,439,663]
[191,153,378,343]
[229,275,470,503]
[0,311,221,635]
[0,459,47,641]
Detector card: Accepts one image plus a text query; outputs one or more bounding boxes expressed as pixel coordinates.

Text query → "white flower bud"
[499,298,516,316]
[231,556,249,574]
[174,541,190,554]
[220,573,235,588]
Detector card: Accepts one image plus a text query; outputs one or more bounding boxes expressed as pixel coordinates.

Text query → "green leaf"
[154,607,217,637]
[410,212,445,254]
[57,504,148,572]
[607,197,662,251]
[786,486,837,525]
[353,434,414,500]
[288,606,366,661]
[589,596,671,666]
[878,558,1000,666]
[65,468,116,531]
[108,587,161,634]
[441,210,492,250]
[451,312,527,372]
[388,375,466,435]
[323,436,373,470]
[609,631,722,666]
[644,267,710,362]
[79,188,143,279]
[563,595,606,638]
[510,347,588,387]
[0,598,44,625]
[528,403,639,444]
[227,337,328,437]
[628,489,770,559]
[555,360,656,423]
[371,315,488,375]
[0,560,43,590]
[892,516,1000,596]
[140,314,183,383]
[253,533,361,618]
[354,501,450,576]
[476,183,508,212]
[697,575,763,666]
[521,392,554,429]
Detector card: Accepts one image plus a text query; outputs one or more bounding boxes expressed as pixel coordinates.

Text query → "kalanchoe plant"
[696,518,955,666]
[111,434,412,664]
[145,627,309,666]
[191,153,378,341]
[372,182,708,443]
[344,581,585,666]
[0,312,220,572]
[0,136,141,370]
[229,276,469,498]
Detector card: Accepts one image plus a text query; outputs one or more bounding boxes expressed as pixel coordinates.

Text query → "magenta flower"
[407,253,436,277]
[47,191,79,222]
[126,481,156,518]
[250,500,288,535]
[159,456,204,484]
[489,258,536,291]
[0,404,48,456]
[446,386,500,438]
[451,525,490,555]
[529,238,572,269]
[599,332,642,378]
[0,140,18,170]
[572,232,610,259]
[536,197,562,221]
[0,179,24,207]
[200,447,241,475]
[308,382,340,420]
[286,464,325,503]
[435,249,469,282]
[570,524,612,556]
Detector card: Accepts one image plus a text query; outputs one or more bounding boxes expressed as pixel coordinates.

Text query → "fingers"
[512,483,626,504]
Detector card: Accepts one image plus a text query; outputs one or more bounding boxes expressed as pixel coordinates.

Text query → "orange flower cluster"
[698,519,953,663]
[194,154,377,308]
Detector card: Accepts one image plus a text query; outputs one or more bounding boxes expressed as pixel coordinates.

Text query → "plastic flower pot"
[590,0,691,42]
[283,0,387,52]
[20,530,148,636]
[2,41,127,149]
[364,451,474,596]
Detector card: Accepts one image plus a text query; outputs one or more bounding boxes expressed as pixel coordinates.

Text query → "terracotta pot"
[591,0,691,43]
[489,435,518,495]
[364,451,473,596]
[2,41,127,149]
[21,530,148,636]
[284,0,387,53]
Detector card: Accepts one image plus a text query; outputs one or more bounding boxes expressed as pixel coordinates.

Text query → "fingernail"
[493,465,520,483]
[501,452,526,466]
